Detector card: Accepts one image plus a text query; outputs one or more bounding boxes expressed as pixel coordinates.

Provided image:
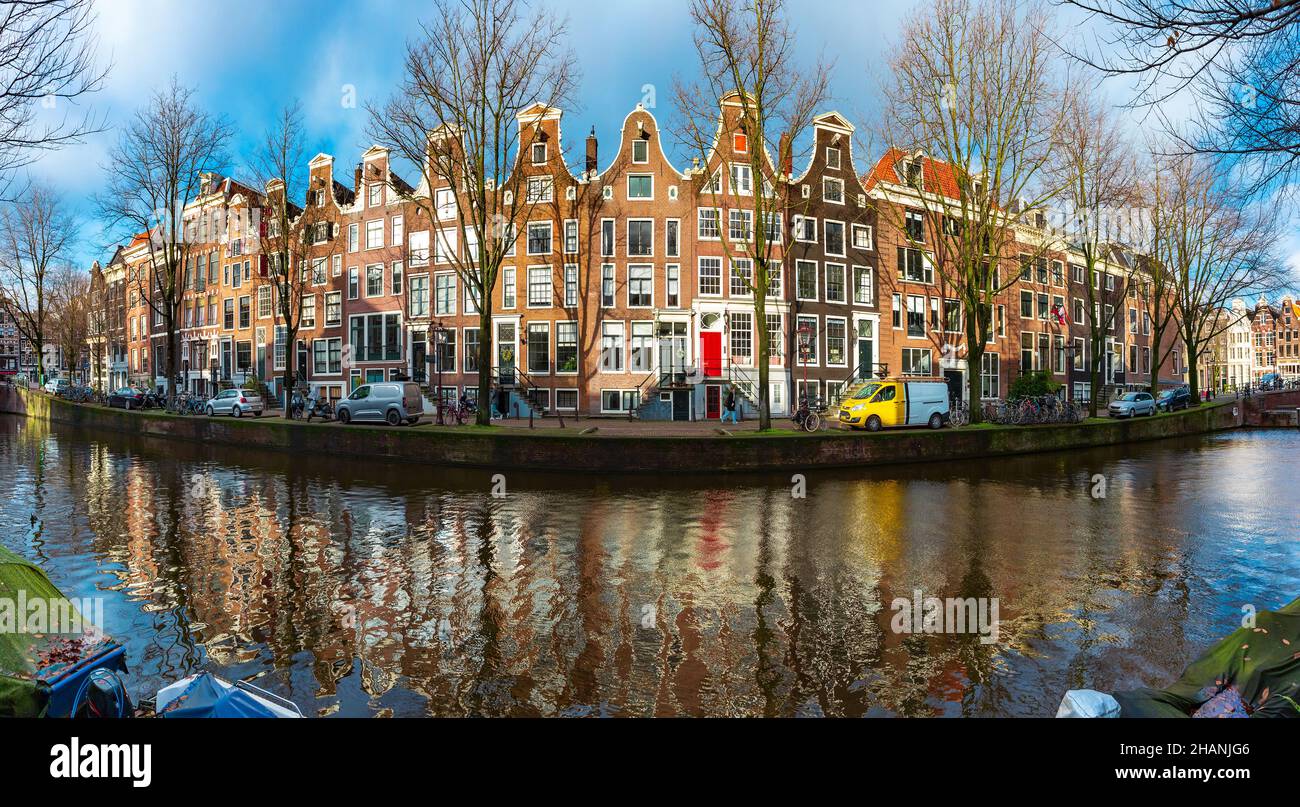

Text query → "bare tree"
[673,0,829,431]
[0,0,107,189]
[881,0,1066,420]
[97,78,231,405]
[1049,87,1139,415]
[251,102,321,416]
[1150,154,1287,400]
[368,0,578,425]
[48,263,90,382]
[1063,0,1300,196]
[0,183,76,383]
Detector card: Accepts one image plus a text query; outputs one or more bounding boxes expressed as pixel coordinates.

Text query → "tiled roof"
[862,147,962,200]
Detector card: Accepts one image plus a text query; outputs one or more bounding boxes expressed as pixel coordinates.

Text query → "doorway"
[705,384,721,419]
[672,389,690,421]
[701,331,722,377]
[944,370,964,403]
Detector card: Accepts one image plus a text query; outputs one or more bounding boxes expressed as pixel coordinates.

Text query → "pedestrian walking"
[721,385,739,424]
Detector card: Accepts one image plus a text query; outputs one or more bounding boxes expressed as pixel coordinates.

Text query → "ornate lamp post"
[429,320,447,424]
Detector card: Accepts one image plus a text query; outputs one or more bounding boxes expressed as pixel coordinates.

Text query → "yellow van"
[838,378,950,431]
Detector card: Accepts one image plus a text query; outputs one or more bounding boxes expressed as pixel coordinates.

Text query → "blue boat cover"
[158,673,284,719]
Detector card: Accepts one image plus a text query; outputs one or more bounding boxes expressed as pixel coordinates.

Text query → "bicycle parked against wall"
[948,398,970,427]
[791,396,824,432]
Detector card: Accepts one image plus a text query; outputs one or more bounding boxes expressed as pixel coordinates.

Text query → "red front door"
[705,385,721,419]
[701,332,722,377]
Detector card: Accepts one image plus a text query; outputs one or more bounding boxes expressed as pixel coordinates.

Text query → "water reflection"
[1,415,1295,717]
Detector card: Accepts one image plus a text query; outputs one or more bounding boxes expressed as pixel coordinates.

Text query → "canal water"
[1,414,1296,717]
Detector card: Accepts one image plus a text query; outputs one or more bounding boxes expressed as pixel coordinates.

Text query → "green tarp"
[1115,597,1300,718]
[0,545,107,717]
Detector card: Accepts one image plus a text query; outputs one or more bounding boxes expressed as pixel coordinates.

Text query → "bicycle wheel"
[804,411,821,432]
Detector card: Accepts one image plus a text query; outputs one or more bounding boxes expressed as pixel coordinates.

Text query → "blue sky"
[23,0,1300,283]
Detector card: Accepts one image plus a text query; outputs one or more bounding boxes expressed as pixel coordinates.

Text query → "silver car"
[204,388,263,418]
[1108,391,1155,418]
[336,382,423,426]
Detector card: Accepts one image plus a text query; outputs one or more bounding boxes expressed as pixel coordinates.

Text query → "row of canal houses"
[94,94,1186,419]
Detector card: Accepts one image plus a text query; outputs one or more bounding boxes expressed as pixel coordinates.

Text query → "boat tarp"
[0,545,113,717]
[1114,597,1300,718]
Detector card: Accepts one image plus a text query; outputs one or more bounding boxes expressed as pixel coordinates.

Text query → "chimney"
[355,163,363,194]
[779,131,793,178]
[585,127,598,175]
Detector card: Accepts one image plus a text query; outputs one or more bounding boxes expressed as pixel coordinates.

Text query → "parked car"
[336,382,424,426]
[107,387,148,410]
[1156,386,1191,412]
[837,378,949,431]
[1108,391,1156,418]
[203,388,263,418]
[43,378,70,396]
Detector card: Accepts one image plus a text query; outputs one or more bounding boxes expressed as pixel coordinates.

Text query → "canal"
[1,414,1296,717]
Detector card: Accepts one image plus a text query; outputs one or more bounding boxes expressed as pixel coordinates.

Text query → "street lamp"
[429,320,447,424]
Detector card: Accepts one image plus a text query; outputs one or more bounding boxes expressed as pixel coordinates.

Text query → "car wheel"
[232,405,242,418]
[866,415,882,432]
[338,408,351,425]
[252,410,260,418]
[124,400,131,411]
[928,412,943,430]
[206,406,214,417]
[386,409,401,427]
[406,417,419,426]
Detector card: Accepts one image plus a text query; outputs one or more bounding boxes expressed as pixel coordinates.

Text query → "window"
[564,220,578,254]
[666,220,680,257]
[824,221,845,256]
[601,219,615,256]
[628,265,653,307]
[729,258,752,296]
[826,318,847,366]
[699,257,721,296]
[410,275,430,317]
[366,264,384,297]
[349,312,402,362]
[630,321,653,372]
[301,295,316,328]
[1038,293,1049,320]
[531,142,547,164]
[257,286,272,319]
[601,321,624,371]
[728,209,752,241]
[238,296,251,329]
[325,292,341,326]
[1071,263,1084,284]
[1052,260,1064,286]
[312,222,329,245]
[310,257,327,286]
[666,265,680,308]
[557,322,578,373]
[527,322,549,373]
[527,266,551,307]
[797,317,819,362]
[391,262,403,295]
[464,328,480,373]
[628,220,653,256]
[898,247,931,282]
[1074,337,1086,370]
[223,298,234,330]
[435,188,456,219]
[368,183,383,207]
[1021,332,1035,372]
[627,174,653,199]
[274,326,287,371]
[854,266,873,305]
[564,264,578,307]
[826,146,841,169]
[825,263,846,303]
[526,176,553,203]
[907,295,926,337]
[733,132,748,153]
[409,231,429,266]
[313,338,342,375]
[391,215,403,247]
[793,216,817,242]
[981,353,1000,399]
[631,139,648,163]
[902,347,932,375]
[943,299,962,333]
[904,210,924,243]
[729,163,752,194]
[434,273,455,315]
[852,224,873,251]
[698,208,721,240]
[730,312,752,362]
[823,177,844,203]
[502,267,516,308]
[602,264,616,307]
[347,223,359,252]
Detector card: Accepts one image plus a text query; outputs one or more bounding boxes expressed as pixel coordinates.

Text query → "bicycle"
[949,398,969,427]
[791,397,824,432]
